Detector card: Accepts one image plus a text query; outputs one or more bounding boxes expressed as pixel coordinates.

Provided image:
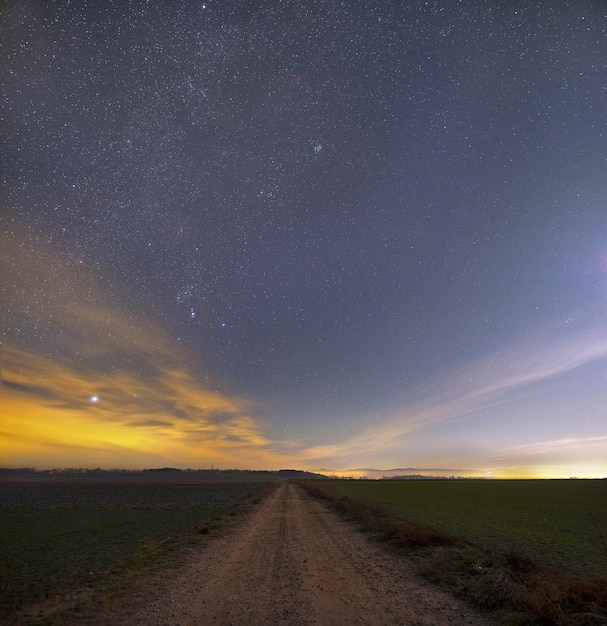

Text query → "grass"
[332,479,607,577]
[297,479,607,626]
[0,480,273,618]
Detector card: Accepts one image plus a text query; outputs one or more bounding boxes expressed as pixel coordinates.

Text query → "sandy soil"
[108,482,493,625]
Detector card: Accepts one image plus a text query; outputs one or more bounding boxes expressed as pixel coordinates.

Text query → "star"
[1,0,605,478]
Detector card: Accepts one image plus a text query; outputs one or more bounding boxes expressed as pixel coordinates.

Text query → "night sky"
[2,1,607,477]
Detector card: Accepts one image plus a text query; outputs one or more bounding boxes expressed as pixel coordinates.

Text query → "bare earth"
[112,482,492,625]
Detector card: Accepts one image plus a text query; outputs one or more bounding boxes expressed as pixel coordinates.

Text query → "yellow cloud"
[0,343,297,469]
[0,229,295,469]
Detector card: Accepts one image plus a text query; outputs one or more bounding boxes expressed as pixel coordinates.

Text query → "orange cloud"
[0,229,295,469]
[0,343,297,469]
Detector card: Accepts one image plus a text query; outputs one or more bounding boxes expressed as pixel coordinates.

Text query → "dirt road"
[120,482,492,625]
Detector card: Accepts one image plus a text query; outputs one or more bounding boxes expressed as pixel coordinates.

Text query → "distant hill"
[0,467,329,483]
[276,469,328,479]
[318,467,487,479]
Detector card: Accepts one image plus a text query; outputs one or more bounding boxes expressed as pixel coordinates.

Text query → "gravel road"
[120,482,493,625]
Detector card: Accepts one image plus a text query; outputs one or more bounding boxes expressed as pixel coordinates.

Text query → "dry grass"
[296,480,607,626]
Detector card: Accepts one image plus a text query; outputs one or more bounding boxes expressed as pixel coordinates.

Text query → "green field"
[0,479,270,615]
[331,479,607,577]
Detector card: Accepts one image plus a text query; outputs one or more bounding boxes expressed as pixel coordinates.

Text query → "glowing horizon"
[3,334,606,479]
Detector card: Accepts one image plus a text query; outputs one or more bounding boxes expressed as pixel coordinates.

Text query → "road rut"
[122,482,492,625]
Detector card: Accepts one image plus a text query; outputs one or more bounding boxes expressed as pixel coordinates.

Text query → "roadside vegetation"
[0,475,276,619]
[297,479,607,626]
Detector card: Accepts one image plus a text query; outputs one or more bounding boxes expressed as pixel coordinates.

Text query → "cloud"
[489,435,607,467]
[0,230,295,469]
[297,323,607,470]
[3,226,606,475]
[0,342,297,469]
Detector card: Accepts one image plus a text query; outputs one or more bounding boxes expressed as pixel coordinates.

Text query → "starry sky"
[2,1,607,478]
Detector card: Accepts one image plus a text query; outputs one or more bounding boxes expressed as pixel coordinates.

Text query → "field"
[331,479,607,577]
[0,474,271,616]
[3,475,606,625]
[297,478,607,625]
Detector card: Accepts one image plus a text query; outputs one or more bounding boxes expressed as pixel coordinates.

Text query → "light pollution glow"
[1,233,607,478]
